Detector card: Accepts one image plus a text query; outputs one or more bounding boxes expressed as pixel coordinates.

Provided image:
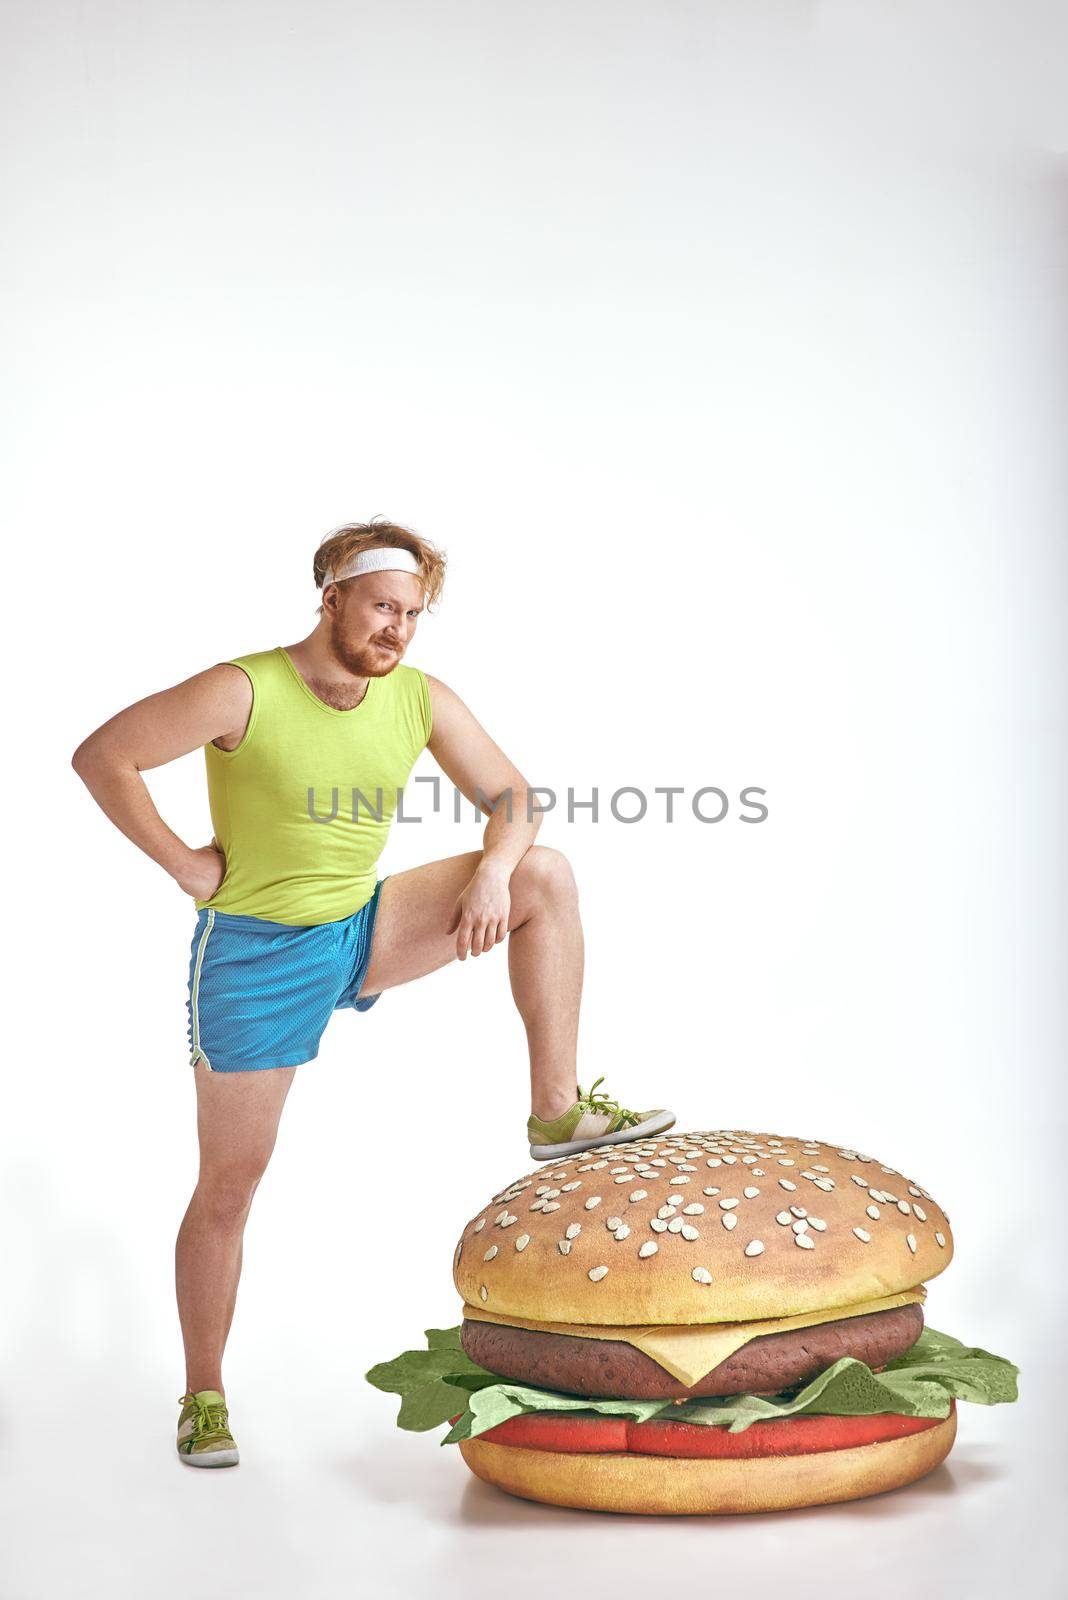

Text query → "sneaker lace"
[178,1393,230,1440]
[575,1075,640,1128]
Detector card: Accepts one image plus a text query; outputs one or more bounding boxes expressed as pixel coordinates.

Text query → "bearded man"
[72,519,674,1468]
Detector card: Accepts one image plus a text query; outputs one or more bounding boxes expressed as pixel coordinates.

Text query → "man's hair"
[313,519,447,616]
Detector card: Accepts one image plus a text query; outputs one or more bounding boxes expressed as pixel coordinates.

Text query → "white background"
[3,1,1065,1595]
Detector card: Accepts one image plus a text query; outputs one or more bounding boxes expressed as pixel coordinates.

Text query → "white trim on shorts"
[189,908,216,1071]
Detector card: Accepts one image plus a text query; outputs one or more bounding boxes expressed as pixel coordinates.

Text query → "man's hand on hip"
[175,844,227,901]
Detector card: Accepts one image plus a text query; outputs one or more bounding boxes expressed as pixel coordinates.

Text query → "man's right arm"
[71,664,253,901]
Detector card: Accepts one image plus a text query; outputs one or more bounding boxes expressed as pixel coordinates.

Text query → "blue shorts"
[186,879,386,1072]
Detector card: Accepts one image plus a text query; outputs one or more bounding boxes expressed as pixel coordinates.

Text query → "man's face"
[326,568,425,677]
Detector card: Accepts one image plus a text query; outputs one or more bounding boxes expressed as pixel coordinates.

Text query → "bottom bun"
[458,1409,956,1515]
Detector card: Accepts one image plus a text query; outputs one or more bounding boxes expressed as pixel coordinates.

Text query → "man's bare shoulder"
[195,663,254,750]
[422,672,462,704]
[422,673,473,725]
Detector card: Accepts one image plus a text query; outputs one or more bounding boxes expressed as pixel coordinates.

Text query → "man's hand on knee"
[446,861,512,959]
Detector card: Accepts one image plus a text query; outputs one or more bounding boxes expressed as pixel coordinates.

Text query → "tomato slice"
[475,1401,953,1458]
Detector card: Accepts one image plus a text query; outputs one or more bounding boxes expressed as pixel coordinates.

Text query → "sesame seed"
[565,1222,582,1240]
[681,1225,700,1241]
[473,1218,486,1232]
[744,1240,765,1257]
[718,1197,739,1210]
[515,1235,530,1251]
[692,1267,713,1285]
[906,1234,917,1253]
[588,1265,609,1282]
[629,1190,649,1203]
[795,1233,815,1249]
[480,1285,488,1301]
[853,1228,871,1243]
[639,1241,658,1259]
[935,1232,946,1247]
[557,1239,572,1255]
[778,1179,797,1192]
[650,1218,668,1233]
[721,1213,738,1231]
[483,1245,498,1261]
[682,1203,705,1215]
[743,1187,760,1199]
[867,1205,881,1219]
[585,1197,602,1210]
[776,1210,792,1226]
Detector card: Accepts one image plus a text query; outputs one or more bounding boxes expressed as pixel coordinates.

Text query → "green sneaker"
[176,1389,240,1468]
[527,1076,675,1161]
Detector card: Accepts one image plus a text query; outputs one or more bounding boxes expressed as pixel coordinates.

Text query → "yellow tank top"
[195,646,432,926]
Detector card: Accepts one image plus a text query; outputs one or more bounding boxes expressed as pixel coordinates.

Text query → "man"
[72,520,674,1469]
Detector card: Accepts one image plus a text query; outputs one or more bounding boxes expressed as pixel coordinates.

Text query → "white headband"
[320,546,422,586]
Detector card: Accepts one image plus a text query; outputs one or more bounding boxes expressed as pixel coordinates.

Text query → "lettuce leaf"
[366,1324,1018,1444]
[365,1326,503,1432]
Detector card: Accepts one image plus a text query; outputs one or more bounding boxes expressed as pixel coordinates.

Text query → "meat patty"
[460,1303,924,1400]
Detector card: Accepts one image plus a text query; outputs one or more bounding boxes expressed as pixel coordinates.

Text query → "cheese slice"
[462,1288,927,1389]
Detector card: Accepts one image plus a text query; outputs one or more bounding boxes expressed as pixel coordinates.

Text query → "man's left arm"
[424,674,541,958]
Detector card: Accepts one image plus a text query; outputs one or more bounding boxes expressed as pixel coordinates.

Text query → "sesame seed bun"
[452,1130,953,1325]
[458,1409,957,1515]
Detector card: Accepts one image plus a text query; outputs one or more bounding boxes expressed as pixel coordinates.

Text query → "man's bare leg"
[175,1060,298,1394]
[361,844,583,1121]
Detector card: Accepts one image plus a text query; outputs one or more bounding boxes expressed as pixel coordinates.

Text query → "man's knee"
[515,844,578,902]
[196,1164,268,1223]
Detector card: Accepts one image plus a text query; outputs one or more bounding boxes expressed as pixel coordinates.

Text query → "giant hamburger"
[368,1129,1017,1514]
